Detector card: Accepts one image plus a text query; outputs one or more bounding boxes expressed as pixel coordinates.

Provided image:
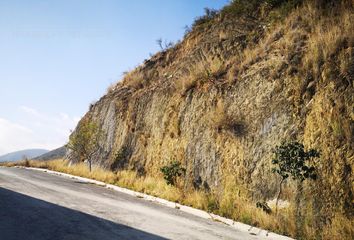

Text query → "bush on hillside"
[160,161,186,186]
[271,141,320,212]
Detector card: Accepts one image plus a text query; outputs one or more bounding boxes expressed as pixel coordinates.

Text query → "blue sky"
[0,0,229,155]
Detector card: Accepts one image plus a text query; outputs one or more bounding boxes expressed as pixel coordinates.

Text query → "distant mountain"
[34,146,67,161]
[0,149,49,162]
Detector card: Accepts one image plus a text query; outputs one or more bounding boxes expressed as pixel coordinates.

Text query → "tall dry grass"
[122,70,145,89]
[236,0,353,81]
[322,213,354,240]
[302,2,354,79]
[175,57,226,94]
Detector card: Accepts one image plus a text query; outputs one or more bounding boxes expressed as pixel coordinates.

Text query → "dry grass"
[208,100,247,137]
[184,191,209,209]
[322,213,354,240]
[302,3,354,78]
[175,74,198,94]
[226,61,241,83]
[106,82,119,94]
[115,170,183,202]
[240,44,267,71]
[122,70,145,89]
[6,159,118,184]
[237,0,353,83]
[175,57,226,94]
[209,99,227,130]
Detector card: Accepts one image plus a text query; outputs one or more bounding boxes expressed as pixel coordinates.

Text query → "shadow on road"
[0,187,167,240]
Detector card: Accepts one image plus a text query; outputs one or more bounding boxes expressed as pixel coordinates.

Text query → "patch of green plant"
[160,161,186,186]
[271,141,320,212]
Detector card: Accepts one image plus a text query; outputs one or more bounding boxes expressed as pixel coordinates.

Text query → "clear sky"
[0,0,229,155]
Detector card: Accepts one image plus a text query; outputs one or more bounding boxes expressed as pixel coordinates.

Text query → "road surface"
[0,167,264,240]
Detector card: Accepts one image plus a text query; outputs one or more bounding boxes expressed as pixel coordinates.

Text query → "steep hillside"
[70,0,353,238]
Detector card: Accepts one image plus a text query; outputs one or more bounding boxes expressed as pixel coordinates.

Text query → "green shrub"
[272,141,319,181]
[160,161,186,186]
[271,141,320,212]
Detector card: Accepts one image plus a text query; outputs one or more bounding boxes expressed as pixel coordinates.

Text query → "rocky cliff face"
[72,0,353,237]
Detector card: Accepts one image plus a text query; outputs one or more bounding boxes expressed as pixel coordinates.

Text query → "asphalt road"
[0,167,263,240]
